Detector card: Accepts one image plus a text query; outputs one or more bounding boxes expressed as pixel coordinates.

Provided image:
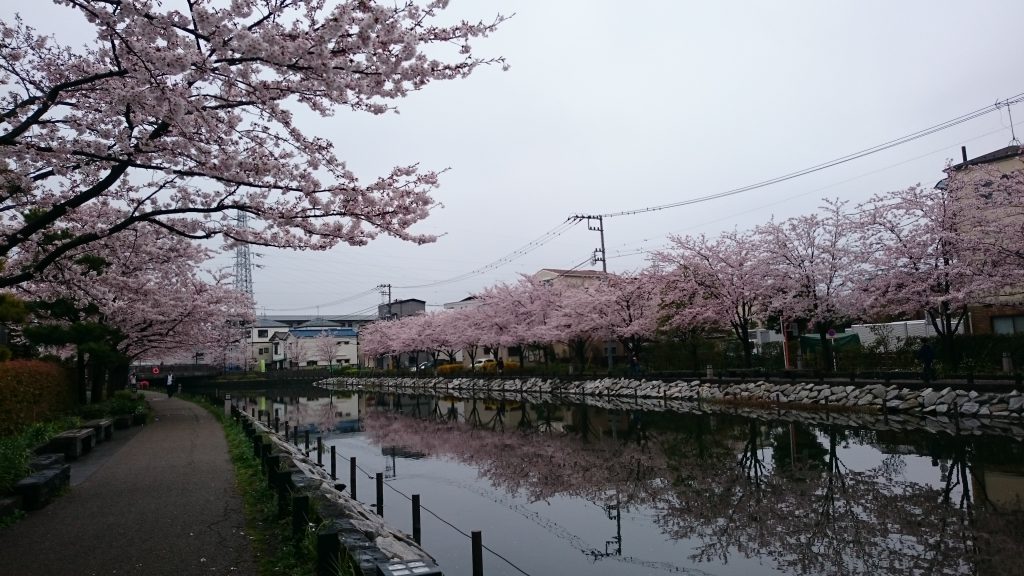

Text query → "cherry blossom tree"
[591,270,664,362]
[754,201,862,371]
[854,181,1011,365]
[0,0,507,287]
[313,330,338,368]
[548,282,605,371]
[653,230,767,368]
[19,221,251,399]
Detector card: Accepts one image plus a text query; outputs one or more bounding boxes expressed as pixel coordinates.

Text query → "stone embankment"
[319,376,1024,437]
[234,406,442,576]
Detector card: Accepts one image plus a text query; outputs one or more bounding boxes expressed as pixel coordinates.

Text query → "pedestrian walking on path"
[0,393,256,576]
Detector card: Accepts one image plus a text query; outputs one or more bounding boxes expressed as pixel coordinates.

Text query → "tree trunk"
[88,356,104,403]
[818,324,834,373]
[75,350,87,405]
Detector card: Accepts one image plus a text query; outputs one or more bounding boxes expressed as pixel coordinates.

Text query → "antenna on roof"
[996,97,1021,146]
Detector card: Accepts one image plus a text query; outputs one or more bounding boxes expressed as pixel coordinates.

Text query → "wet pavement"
[0,393,256,575]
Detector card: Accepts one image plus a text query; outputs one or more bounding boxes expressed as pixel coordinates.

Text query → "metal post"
[350,457,357,500]
[304,429,310,452]
[412,494,422,544]
[285,421,290,439]
[317,437,323,466]
[330,446,337,480]
[375,472,384,516]
[471,531,483,576]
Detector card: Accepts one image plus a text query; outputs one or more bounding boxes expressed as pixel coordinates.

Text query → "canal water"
[234,390,1024,576]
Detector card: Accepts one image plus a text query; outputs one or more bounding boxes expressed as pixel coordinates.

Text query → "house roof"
[295,318,341,328]
[948,145,1024,171]
[269,331,290,341]
[290,327,358,339]
[390,298,426,305]
[254,317,289,328]
[262,314,376,326]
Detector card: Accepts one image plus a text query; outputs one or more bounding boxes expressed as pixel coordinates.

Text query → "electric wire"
[393,219,582,290]
[262,287,380,312]
[333,443,535,576]
[255,94,1023,311]
[599,93,1024,218]
[256,220,581,312]
[604,117,1024,261]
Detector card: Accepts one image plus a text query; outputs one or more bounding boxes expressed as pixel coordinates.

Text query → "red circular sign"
[152,366,160,375]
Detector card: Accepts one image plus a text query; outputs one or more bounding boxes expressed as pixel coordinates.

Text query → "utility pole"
[570,214,606,272]
[376,283,392,319]
[569,214,613,371]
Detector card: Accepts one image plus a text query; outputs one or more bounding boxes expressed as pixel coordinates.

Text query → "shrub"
[0,419,75,493]
[436,363,465,376]
[0,360,75,436]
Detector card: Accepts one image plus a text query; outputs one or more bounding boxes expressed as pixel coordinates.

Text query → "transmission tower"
[233,211,254,298]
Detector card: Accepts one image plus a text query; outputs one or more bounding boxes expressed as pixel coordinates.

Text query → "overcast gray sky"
[10,1,1024,316]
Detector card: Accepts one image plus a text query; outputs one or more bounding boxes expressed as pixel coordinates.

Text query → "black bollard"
[317,437,323,466]
[412,494,422,544]
[275,416,280,434]
[350,457,357,500]
[285,421,290,439]
[376,472,384,516]
[292,494,310,541]
[472,531,483,576]
[304,430,310,453]
[330,446,337,480]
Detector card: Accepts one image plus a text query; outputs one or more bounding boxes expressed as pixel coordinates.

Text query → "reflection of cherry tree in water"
[264,394,341,433]
[363,404,1022,576]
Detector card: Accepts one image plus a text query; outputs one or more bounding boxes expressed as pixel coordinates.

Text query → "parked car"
[412,361,433,372]
[472,358,496,368]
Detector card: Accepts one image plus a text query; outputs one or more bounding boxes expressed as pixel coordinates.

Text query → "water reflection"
[234,391,1024,576]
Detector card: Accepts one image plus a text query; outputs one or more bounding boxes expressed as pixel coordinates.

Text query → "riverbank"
[317,376,1024,437]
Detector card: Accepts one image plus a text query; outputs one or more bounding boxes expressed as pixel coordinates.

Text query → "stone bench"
[14,465,71,510]
[39,428,95,460]
[29,453,66,472]
[82,418,114,443]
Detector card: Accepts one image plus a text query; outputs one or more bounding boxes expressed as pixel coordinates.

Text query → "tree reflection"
[361,400,1023,576]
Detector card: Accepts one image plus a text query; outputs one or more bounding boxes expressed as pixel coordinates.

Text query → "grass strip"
[188,395,319,576]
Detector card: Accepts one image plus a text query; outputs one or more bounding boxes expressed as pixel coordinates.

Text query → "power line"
[262,287,381,312]
[600,92,1024,218]
[605,117,1024,261]
[393,219,582,289]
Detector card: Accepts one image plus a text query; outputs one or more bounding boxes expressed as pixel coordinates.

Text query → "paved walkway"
[0,393,256,576]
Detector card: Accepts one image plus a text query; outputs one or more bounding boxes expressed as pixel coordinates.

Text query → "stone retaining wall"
[319,376,1024,438]
[235,407,442,576]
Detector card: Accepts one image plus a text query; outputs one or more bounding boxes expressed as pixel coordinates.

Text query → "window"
[993,315,1024,335]
[306,360,318,366]
[258,347,269,355]
[273,343,280,355]
[257,329,268,338]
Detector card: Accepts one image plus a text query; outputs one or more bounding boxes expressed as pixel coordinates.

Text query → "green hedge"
[0,360,75,436]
